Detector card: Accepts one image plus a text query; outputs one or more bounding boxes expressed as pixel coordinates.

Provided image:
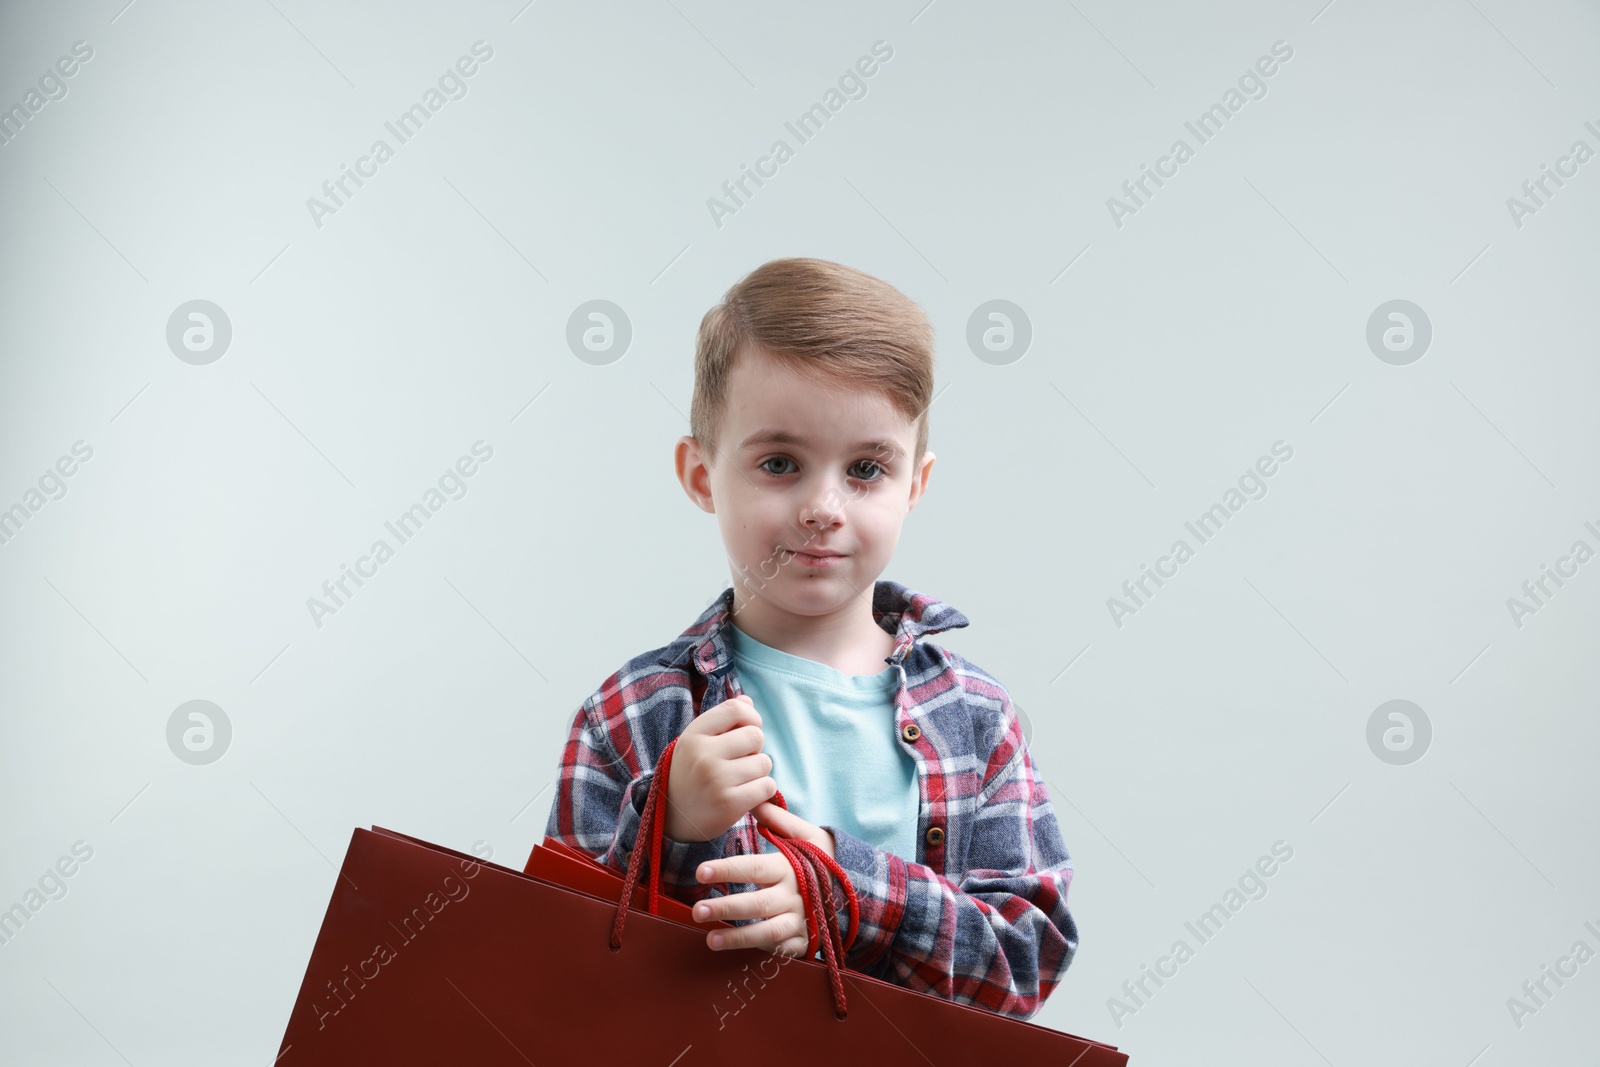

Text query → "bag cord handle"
[609,732,863,1020]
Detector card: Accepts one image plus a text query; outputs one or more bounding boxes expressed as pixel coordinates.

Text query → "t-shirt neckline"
[727,623,898,693]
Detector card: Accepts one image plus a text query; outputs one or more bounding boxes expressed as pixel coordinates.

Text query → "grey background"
[2,0,1597,1063]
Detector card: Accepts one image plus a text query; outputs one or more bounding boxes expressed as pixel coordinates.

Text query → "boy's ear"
[906,450,935,513]
[675,435,716,513]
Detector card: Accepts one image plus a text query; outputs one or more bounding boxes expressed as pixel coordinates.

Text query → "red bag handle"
[608,669,862,1019]
[684,667,859,951]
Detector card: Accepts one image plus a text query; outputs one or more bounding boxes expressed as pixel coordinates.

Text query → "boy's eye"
[757,457,886,481]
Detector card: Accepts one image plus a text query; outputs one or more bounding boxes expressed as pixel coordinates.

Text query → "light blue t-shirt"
[727,623,921,866]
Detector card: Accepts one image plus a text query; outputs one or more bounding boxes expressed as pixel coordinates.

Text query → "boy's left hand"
[691,801,838,957]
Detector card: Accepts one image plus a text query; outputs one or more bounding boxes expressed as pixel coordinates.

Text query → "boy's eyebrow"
[738,429,901,456]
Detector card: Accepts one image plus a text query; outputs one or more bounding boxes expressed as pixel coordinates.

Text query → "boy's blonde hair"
[691,257,935,470]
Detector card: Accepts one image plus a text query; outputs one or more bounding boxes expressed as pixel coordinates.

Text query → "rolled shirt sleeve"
[819,708,1079,1020]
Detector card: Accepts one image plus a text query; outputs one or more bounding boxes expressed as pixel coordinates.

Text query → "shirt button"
[925,826,944,846]
[901,723,921,743]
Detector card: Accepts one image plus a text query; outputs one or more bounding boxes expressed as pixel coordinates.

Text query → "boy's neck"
[728,585,897,677]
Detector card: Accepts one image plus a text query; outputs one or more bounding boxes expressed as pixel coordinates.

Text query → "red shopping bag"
[276,743,1129,1064]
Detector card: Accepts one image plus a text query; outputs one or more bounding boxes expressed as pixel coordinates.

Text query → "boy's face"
[676,348,935,624]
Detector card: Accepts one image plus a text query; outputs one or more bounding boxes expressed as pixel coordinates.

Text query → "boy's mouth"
[781,547,846,565]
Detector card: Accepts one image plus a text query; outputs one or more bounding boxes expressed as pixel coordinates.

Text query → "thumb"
[753,801,813,844]
[752,800,793,831]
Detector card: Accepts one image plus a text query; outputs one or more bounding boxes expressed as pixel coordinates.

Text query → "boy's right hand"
[663,694,777,843]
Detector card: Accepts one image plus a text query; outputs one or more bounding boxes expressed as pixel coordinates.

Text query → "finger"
[681,698,753,738]
[753,797,811,835]
[753,806,803,844]
[710,722,765,759]
[696,853,785,888]
[720,751,772,786]
[693,886,781,924]
[706,696,762,733]
[709,913,809,954]
[766,917,812,957]
[774,932,811,959]
[733,776,778,812]
[752,798,787,823]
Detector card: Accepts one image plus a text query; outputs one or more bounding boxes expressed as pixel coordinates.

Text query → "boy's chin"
[745,578,872,611]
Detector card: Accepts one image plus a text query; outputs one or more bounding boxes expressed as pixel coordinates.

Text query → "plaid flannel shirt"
[544,579,1079,1019]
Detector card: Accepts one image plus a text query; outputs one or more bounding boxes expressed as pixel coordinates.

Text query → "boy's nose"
[799,492,845,529]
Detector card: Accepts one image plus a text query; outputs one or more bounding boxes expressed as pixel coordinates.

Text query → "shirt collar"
[656,579,970,677]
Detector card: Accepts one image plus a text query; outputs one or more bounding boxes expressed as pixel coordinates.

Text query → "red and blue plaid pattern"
[545,579,1079,1019]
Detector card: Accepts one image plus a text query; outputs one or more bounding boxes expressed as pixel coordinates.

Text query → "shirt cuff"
[819,823,907,973]
[607,770,736,899]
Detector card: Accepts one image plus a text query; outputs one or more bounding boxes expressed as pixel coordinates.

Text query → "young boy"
[544,257,1079,1020]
